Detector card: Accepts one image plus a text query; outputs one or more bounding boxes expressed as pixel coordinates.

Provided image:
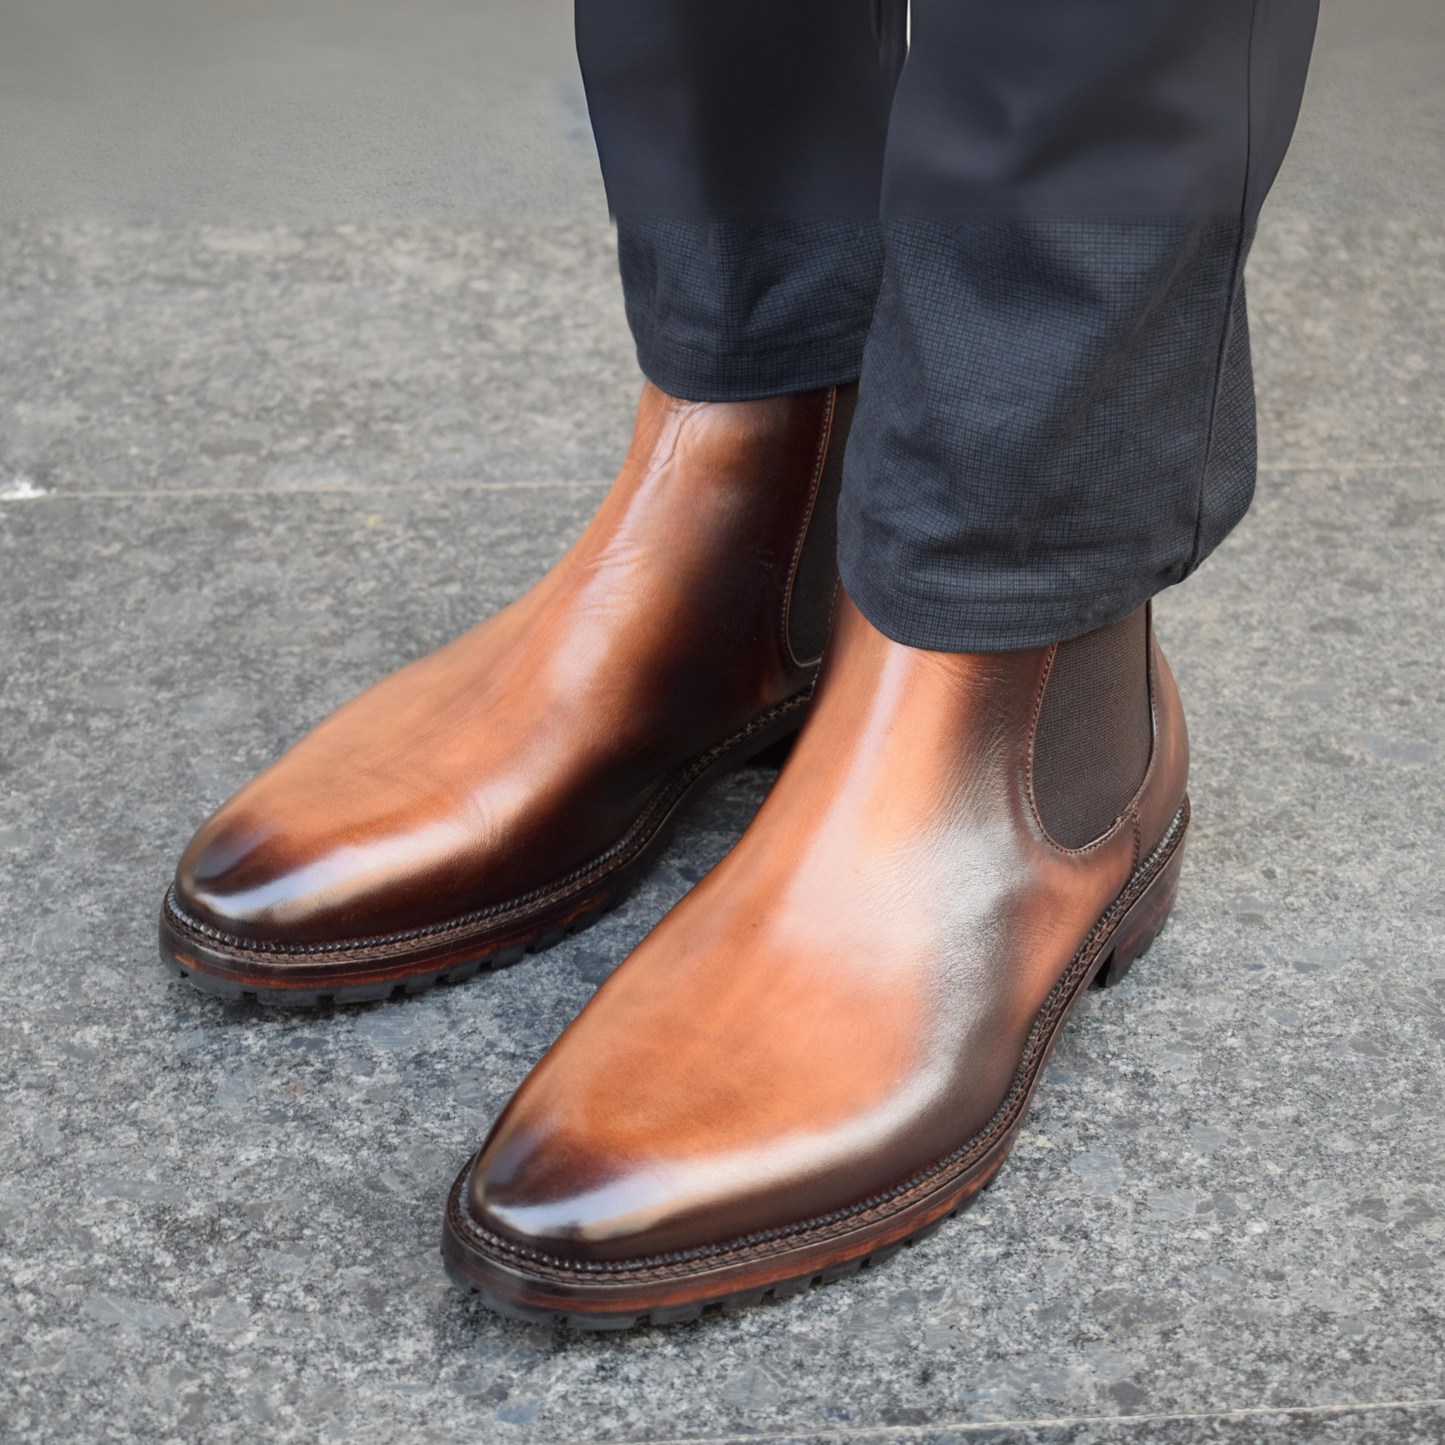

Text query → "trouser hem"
[630,326,871,403]
[839,563,1171,654]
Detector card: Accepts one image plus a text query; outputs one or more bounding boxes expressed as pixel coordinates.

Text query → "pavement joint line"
[1,461,1441,506]
[0,479,613,501]
[611,1395,1445,1445]
[1257,459,1443,472]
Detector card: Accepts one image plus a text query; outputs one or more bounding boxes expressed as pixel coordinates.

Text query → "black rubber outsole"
[162,895,619,1008]
[441,1187,990,1331]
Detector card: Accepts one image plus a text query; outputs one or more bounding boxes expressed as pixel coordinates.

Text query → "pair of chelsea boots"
[161,382,1189,1328]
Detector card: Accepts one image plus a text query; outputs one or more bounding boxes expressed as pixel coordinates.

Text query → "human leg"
[576,0,908,399]
[445,0,1320,1323]
[841,0,1321,650]
[158,2,918,1001]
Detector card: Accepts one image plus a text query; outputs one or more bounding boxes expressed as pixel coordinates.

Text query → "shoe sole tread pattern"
[441,1198,979,1330]
[441,797,1190,1328]
[160,693,811,1007]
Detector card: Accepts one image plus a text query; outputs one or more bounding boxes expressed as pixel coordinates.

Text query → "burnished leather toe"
[443,591,1190,1325]
[175,801,301,941]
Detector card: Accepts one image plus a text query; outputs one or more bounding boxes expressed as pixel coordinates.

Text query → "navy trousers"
[577,1,1320,650]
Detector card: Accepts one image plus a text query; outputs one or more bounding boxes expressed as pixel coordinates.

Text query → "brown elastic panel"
[787,382,858,665]
[1033,607,1153,849]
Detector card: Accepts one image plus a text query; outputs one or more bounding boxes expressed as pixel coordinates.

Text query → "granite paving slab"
[3,0,1444,1439]
[0,0,601,225]
[2,221,1443,1443]
[0,220,636,499]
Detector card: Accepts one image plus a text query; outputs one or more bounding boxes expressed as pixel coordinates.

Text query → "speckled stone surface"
[0,220,635,499]
[2,2,1444,1442]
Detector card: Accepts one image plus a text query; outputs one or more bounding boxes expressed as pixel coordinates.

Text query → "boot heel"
[1094,812,1188,989]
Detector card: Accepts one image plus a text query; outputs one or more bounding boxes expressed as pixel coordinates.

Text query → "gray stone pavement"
[1,3,1443,1443]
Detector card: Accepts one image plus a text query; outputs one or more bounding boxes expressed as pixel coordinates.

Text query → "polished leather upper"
[174,384,836,945]
[466,592,1188,1261]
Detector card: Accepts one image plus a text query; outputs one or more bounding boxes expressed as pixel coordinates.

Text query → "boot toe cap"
[172,802,332,943]
[464,1124,662,1264]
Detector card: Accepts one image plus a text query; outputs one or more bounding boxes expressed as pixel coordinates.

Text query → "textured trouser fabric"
[576,0,1319,650]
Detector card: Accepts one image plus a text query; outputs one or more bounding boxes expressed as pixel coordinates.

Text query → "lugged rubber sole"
[162,899,617,1007]
[441,797,1190,1327]
[160,693,810,1008]
[442,1187,995,1331]
[442,1171,1005,1331]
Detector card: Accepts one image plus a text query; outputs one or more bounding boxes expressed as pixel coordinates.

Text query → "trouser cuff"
[618,218,884,401]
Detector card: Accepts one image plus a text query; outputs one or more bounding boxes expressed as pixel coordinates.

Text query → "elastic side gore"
[1034,607,1152,848]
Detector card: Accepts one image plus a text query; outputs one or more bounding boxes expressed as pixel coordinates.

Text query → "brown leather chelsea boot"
[160,382,855,1004]
[442,590,1189,1326]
